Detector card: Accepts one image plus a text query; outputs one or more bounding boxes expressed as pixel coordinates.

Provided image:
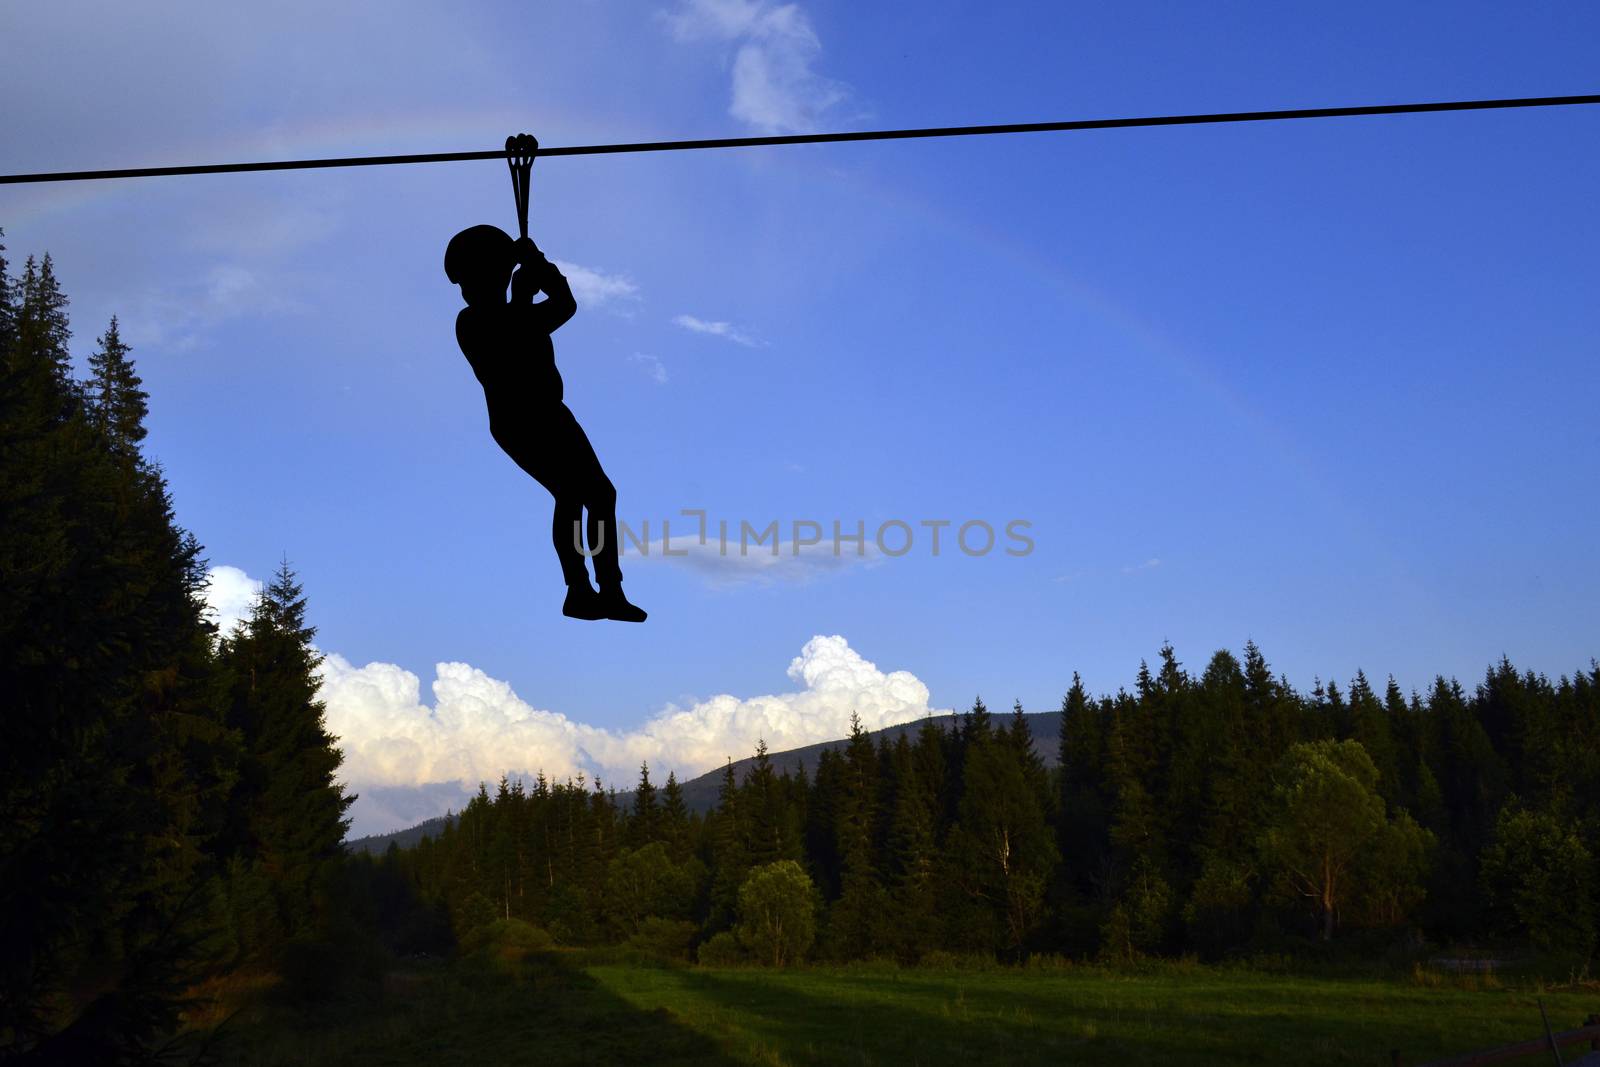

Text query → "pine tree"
[961,696,993,745]
[660,771,689,856]
[488,776,519,920]
[1348,671,1400,805]
[949,724,1059,956]
[632,762,659,846]
[86,315,149,458]
[0,228,14,356]
[219,560,354,951]
[0,249,235,1055]
[0,256,76,646]
[745,740,782,865]
[826,713,888,957]
[6,254,74,408]
[1057,674,1110,902]
[804,748,845,901]
[1105,688,1162,874]
[1006,699,1048,802]
[707,760,749,931]
[884,732,940,957]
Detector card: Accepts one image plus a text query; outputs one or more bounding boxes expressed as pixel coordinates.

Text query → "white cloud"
[321,633,936,828]
[666,0,848,133]
[319,633,936,836]
[201,564,262,637]
[212,566,937,838]
[626,531,881,587]
[1123,557,1162,574]
[631,352,669,384]
[673,313,760,346]
[552,260,639,311]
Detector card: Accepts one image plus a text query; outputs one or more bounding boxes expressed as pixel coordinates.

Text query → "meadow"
[203,949,1599,1067]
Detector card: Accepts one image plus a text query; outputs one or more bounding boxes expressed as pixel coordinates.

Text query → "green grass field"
[205,950,1600,1066]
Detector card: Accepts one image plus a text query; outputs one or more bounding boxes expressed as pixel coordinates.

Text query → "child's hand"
[514,236,545,265]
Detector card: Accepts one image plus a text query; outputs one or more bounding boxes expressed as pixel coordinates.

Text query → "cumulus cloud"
[673,313,760,346]
[209,563,940,836]
[322,634,937,836]
[322,632,935,788]
[551,260,639,311]
[666,0,848,133]
[202,564,262,637]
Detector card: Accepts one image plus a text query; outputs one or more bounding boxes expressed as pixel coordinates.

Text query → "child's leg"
[552,408,643,621]
[551,494,594,589]
[491,427,595,591]
[584,473,622,590]
[541,408,621,588]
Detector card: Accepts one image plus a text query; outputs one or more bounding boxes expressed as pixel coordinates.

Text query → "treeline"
[387,645,1599,967]
[0,234,352,1061]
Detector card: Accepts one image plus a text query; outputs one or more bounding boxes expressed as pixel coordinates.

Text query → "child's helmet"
[445,224,515,285]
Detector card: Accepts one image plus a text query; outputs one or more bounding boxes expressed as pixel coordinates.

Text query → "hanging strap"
[505,133,536,240]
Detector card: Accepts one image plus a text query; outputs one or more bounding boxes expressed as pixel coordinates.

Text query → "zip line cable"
[2,93,1597,186]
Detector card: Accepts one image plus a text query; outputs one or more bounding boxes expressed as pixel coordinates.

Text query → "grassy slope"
[592,962,1597,1066]
[206,952,1598,1066]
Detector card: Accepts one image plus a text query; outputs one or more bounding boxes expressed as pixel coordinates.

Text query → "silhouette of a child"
[446,225,646,622]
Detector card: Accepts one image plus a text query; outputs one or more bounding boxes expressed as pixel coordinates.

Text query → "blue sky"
[4,2,1597,834]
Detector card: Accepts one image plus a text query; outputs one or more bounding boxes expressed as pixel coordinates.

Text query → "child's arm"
[511,238,577,333]
[532,257,577,333]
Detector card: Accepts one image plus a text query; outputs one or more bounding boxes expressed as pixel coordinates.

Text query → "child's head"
[445,224,515,306]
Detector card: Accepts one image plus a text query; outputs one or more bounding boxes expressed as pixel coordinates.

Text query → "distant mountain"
[346,709,1063,850]
[661,709,1063,814]
[347,814,454,856]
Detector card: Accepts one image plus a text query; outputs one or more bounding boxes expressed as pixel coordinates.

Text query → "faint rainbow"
[0,104,626,230]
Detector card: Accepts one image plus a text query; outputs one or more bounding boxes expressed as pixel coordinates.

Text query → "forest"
[399,646,1599,969]
[2,231,1597,1062]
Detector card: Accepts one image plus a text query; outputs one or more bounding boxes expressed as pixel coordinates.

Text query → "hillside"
[347,814,454,856]
[664,709,1062,813]
[349,709,1063,851]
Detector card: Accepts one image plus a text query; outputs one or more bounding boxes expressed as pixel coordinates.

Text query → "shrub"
[736,861,819,967]
[627,917,698,961]
[605,843,704,937]
[460,918,554,966]
[453,891,497,939]
[1480,804,1597,962]
[697,930,746,966]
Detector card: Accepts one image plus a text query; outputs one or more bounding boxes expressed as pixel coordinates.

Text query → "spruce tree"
[219,560,354,952]
[1057,674,1109,900]
[661,771,689,856]
[86,315,149,458]
[826,713,888,957]
[884,732,940,957]
[632,762,659,846]
[0,228,13,356]
[1348,671,1400,805]
[707,760,748,931]
[745,740,782,866]
[804,749,845,900]
[0,249,234,1055]
[950,726,1058,956]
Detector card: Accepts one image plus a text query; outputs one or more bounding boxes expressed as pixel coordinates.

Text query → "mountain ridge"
[347,709,1062,854]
